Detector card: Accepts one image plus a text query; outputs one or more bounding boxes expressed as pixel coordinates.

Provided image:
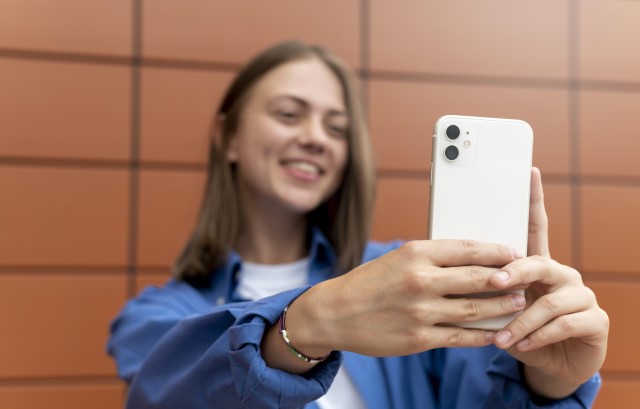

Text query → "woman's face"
[227,57,349,216]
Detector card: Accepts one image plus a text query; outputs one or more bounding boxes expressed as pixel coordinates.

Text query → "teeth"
[287,161,320,174]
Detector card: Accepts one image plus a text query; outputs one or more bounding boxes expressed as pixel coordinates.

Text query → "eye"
[278,110,298,120]
[326,117,349,138]
[328,125,347,137]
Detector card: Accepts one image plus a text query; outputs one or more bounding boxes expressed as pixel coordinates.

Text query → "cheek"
[334,141,349,174]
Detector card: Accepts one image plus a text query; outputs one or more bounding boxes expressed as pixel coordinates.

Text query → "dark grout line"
[360,0,370,121]
[368,70,570,90]
[2,157,640,186]
[127,0,143,299]
[569,0,583,271]
[0,376,122,387]
[0,48,131,66]
[3,48,640,93]
[600,371,640,381]
[0,267,128,275]
[583,272,640,283]
[142,57,241,73]
[0,156,207,171]
[0,156,130,169]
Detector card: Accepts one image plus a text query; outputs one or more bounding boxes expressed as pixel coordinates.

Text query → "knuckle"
[531,254,551,267]
[403,270,427,295]
[409,328,435,352]
[466,266,487,290]
[501,295,516,312]
[539,294,561,315]
[400,241,423,260]
[599,309,611,331]
[557,315,575,333]
[446,327,465,346]
[583,286,597,304]
[534,326,549,345]
[460,239,480,257]
[406,303,427,323]
[511,316,529,335]
[461,299,481,321]
[497,244,512,260]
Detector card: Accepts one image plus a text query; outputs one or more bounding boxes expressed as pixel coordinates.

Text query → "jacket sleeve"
[107,282,341,409]
[432,346,601,409]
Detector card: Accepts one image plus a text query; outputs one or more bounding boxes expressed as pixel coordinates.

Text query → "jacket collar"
[208,226,337,304]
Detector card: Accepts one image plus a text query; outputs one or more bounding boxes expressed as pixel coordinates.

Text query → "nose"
[296,116,327,154]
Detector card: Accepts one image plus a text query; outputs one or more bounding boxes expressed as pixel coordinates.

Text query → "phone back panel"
[429,115,533,255]
[428,115,533,330]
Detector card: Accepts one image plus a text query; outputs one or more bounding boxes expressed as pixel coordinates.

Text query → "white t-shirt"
[235,258,367,409]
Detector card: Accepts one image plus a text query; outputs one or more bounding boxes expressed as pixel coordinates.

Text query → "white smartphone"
[428,115,533,330]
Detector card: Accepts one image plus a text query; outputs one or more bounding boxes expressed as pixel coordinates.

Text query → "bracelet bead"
[279,306,330,364]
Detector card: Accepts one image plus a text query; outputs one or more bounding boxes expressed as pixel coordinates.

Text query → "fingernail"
[495,271,510,282]
[495,330,512,345]
[511,294,526,309]
[511,248,525,259]
[516,338,530,350]
[485,331,496,343]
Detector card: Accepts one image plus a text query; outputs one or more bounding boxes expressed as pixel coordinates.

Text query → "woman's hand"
[490,168,609,398]
[284,239,526,361]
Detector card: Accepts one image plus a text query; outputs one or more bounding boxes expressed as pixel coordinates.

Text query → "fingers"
[408,239,521,268]
[493,287,593,349]
[430,265,527,295]
[498,306,609,352]
[528,167,550,257]
[417,326,497,350]
[489,255,581,291]
[433,293,527,325]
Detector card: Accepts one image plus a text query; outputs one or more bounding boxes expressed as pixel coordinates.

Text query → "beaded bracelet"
[279,306,331,364]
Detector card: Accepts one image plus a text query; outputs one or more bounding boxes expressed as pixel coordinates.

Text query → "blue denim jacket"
[107,228,601,408]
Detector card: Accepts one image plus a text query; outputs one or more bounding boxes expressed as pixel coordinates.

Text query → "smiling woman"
[106,41,607,409]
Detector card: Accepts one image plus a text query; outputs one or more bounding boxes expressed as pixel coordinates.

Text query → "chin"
[279,193,326,214]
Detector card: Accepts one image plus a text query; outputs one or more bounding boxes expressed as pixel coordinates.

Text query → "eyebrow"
[270,94,347,117]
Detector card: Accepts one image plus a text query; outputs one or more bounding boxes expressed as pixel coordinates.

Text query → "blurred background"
[0,0,638,407]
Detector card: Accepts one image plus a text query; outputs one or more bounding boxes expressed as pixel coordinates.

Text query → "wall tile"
[0,166,129,267]
[0,274,127,377]
[369,80,570,175]
[0,59,130,161]
[579,90,640,178]
[0,382,124,409]
[594,378,640,408]
[136,272,171,294]
[370,0,569,79]
[581,186,640,274]
[586,281,640,372]
[137,170,206,267]
[579,1,640,83]
[0,0,131,56]
[141,67,234,164]
[143,0,360,68]
[372,177,430,241]
[544,183,572,266]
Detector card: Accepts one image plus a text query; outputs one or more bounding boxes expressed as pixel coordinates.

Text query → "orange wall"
[0,1,639,407]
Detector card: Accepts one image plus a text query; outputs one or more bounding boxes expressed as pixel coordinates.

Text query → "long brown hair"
[173,41,375,286]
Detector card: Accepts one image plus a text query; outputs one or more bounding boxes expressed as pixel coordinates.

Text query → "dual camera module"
[445,125,460,160]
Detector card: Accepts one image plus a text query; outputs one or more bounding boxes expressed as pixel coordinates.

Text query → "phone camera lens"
[446,125,460,140]
[445,145,459,161]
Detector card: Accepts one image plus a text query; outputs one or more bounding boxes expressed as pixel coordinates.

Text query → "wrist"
[523,363,580,400]
[284,282,335,358]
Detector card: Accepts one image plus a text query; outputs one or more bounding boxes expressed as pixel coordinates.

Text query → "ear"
[214,114,238,163]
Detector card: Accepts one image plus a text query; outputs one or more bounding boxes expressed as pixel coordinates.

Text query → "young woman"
[108,41,608,408]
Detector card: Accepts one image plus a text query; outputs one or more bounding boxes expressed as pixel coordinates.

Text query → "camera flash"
[463,139,471,148]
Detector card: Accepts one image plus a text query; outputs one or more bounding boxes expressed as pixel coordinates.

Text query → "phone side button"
[430,162,433,186]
